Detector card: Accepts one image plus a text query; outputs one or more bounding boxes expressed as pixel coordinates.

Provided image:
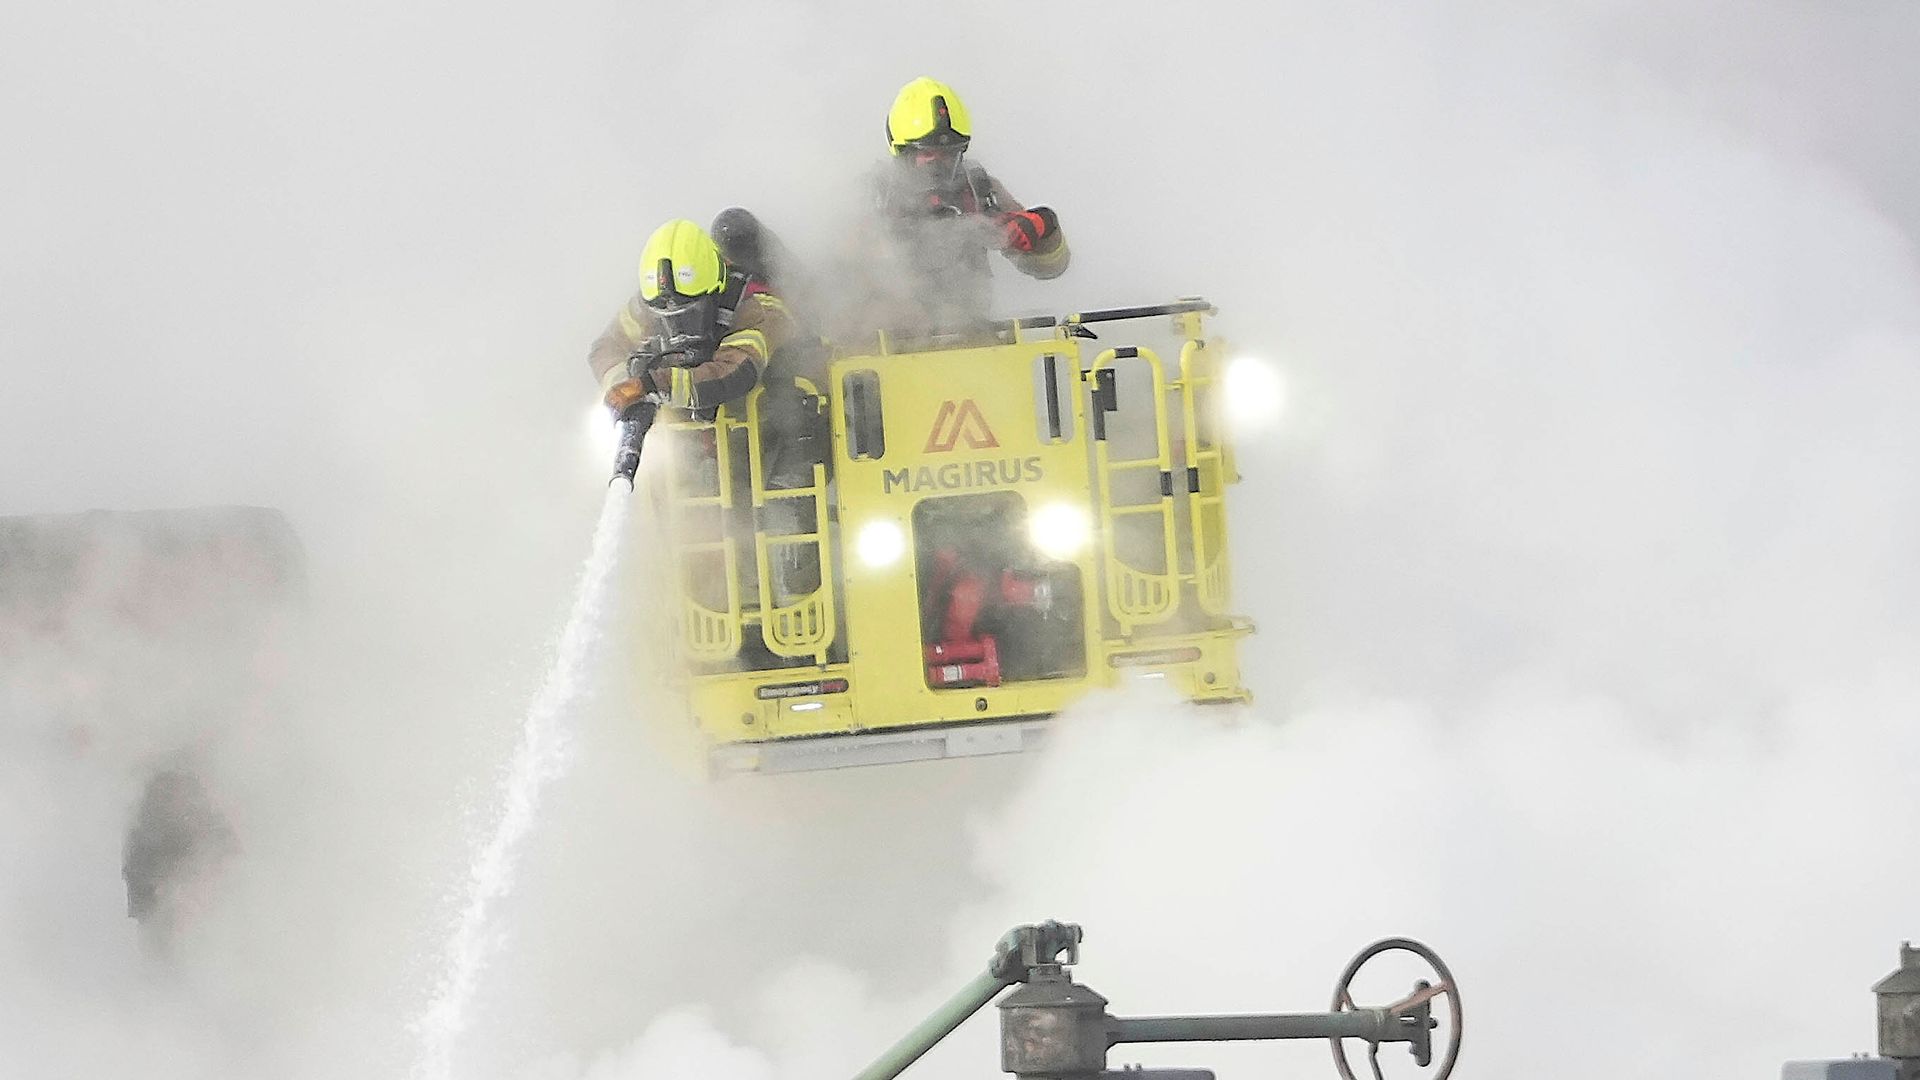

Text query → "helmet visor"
[901,141,967,187]
[910,145,962,168]
[645,286,713,316]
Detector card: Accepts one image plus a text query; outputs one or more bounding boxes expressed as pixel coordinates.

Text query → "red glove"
[997,208,1056,253]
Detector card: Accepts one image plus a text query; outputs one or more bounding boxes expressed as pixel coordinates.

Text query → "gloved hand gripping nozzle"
[605,350,666,489]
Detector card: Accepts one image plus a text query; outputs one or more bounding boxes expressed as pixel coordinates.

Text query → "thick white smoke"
[503,5,1920,1080]
[412,488,633,1080]
[4,2,1918,1079]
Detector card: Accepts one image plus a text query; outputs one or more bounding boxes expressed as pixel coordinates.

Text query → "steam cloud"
[4,2,1918,1080]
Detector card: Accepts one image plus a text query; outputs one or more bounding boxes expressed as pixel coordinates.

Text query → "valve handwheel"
[1329,937,1461,1080]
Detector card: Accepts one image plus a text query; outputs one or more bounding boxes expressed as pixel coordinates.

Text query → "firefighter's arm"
[644,291,795,410]
[589,295,659,408]
[985,176,1069,280]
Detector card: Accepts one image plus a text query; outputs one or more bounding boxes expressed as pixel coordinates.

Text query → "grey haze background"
[4,1,1919,1078]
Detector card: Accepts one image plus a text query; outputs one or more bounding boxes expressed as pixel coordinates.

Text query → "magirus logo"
[924,399,999,453]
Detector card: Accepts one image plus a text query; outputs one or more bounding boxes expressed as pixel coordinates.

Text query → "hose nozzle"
[609,402,657,488]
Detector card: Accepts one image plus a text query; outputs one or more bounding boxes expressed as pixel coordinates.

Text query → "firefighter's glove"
[997,207,1058,253]
[645,364,696,410]
[603,377,652,417]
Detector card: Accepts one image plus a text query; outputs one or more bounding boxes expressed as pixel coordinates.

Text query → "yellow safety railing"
[1085,346,1182,634]
[744,380,836,663]
[1174,338,1234,616]
[661,408,747,663]
[682,590,741,660]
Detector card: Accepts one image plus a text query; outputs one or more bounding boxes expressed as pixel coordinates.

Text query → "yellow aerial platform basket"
[646,299,1253,775]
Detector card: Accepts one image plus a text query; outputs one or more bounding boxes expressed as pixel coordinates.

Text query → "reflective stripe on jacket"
[587,287,796,410]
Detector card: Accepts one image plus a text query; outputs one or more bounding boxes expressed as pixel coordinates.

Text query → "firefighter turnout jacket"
[862,158,1069,334]
[588,280,799,413]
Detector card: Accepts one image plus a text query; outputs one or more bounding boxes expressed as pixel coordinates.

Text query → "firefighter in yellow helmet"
[863,76,1070,334]
[590,216,800,422]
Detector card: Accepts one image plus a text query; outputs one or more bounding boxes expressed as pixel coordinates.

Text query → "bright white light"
[1027,502,1092,560]
[856,520,906,568]
[789,701,824,712]
[584,401,617,464]
[1220,356,1286,435]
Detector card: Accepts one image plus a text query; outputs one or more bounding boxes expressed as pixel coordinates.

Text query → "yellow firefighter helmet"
[638,218,725,307]
[887,76,973,154]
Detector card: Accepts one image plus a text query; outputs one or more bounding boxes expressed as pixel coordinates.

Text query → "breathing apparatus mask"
[647,293,719,366]
[638,253,723,368]
[903,141,967,190]
[891,136,972,206]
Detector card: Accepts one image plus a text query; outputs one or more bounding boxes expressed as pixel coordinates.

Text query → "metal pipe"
[1065,300,1214,325]
[1110,1010,1402,1046]
[851,970,1013,1080]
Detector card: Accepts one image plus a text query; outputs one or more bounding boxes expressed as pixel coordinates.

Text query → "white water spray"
[410,486,634,1080]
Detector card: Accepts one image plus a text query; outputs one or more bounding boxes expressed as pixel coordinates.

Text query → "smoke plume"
[3,2,1917,1079]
